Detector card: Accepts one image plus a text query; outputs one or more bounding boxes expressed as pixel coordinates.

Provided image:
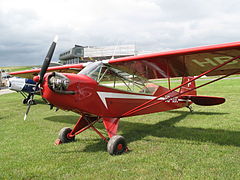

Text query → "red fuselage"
[41,73,188,118]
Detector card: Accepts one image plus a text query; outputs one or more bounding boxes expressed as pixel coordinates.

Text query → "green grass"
[0,77,240,179]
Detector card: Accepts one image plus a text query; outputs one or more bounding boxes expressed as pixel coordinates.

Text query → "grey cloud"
[1,0,240,66]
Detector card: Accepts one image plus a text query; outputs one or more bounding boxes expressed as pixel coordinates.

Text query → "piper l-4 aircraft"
[11,37,240,155]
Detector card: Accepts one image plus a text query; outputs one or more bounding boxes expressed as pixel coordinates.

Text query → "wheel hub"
[117,144,123,151]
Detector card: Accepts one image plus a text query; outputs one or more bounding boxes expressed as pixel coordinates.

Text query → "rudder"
[179,76,197,96]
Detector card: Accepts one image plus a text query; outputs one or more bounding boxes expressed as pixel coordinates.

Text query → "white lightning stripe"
[97,91,188,109]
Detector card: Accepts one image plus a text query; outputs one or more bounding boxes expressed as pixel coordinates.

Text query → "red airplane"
[11,37,240,155]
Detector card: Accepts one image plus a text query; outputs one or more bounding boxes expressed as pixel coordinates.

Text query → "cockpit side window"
[99,65,158,94]
[79,62,159,94]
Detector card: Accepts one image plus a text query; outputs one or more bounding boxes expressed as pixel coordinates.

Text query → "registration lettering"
[165,96,178,103]
[192,56,239,67]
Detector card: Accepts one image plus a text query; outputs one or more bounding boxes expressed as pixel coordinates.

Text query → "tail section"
[179,76,197,96]
[180,76,225,106]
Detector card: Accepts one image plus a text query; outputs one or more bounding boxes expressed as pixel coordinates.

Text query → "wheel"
[22,98,28,104]
[27,99,36,105]
[58,127,75,143]
[107,135,127,155]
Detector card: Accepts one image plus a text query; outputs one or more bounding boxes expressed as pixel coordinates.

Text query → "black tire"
[107,135,127,155]
[22,98,28,104]
[59,127,75,143]
[27,99,36,105]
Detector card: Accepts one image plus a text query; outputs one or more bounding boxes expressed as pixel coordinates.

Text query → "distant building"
[59,44,136,65]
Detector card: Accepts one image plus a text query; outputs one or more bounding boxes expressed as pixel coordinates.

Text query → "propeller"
[24,36,58,120]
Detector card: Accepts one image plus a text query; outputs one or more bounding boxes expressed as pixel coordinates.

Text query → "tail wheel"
[59,127,75,143]
[107,135,127,155]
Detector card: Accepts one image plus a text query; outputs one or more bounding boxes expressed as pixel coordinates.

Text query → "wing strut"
[121,55,240,117]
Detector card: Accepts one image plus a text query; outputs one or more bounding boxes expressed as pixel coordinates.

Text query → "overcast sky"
[1,0,240,66]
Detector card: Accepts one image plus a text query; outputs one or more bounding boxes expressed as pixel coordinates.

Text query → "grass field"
[0,77,240,179]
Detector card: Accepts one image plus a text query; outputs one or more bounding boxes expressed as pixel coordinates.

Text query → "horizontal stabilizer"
[181,95,225,106]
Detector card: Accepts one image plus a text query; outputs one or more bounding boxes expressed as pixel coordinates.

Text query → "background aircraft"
[11,37,240,155]
[8,77,38,104]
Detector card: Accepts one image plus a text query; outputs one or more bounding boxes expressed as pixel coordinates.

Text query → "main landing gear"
[55,116,128,155]
[59,127,75,143]
[107,135,127,155]
[23,98,36,105]
[21,92,36,105]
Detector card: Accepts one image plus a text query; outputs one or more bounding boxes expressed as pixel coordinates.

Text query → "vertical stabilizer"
[179,77,197,96]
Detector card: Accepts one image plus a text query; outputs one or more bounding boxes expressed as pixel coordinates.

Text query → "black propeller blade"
[24,36,58,120]
[39,36,58,84]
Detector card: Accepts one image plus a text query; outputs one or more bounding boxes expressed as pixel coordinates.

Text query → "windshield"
[78,61,103,81]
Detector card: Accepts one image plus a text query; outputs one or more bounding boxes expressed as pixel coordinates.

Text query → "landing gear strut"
[54,116,128,155]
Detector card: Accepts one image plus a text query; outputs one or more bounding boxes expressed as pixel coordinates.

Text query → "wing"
[107,42,240,79]
[10,63,87,79]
